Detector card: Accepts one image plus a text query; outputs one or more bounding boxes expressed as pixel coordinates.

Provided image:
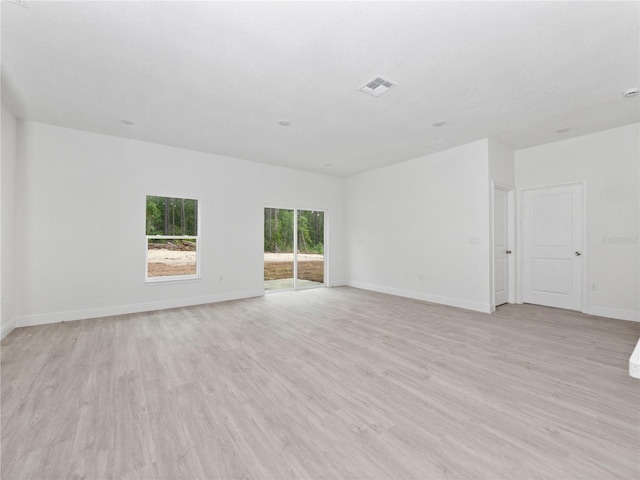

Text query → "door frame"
[516,181,588,313]
[490,182,516,312]
[263,205,328,292]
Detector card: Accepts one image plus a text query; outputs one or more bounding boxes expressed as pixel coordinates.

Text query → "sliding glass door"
[296,210,324,288]
[263,208,295,291]
[264,207,325,291]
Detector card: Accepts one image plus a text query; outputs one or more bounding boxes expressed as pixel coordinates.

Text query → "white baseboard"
[1,317,16,339]
[15,289,265,328]
[347,281,492,314]
[587,306,639,322]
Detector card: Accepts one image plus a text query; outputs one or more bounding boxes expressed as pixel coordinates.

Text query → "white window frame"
[145,197,201,283]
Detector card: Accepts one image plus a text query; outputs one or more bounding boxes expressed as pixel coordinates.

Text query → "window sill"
[145,275,202,285]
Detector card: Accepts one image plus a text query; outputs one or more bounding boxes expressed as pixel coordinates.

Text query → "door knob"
[506,250,512,254]
[575,251,582,256]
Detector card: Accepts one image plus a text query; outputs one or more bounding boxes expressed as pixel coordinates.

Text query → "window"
[146,195,199,281]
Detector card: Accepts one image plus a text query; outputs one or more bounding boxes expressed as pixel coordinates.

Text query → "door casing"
[491,183,515,311]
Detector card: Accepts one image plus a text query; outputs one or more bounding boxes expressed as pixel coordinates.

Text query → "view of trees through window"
[146,196,198,236]
[146,196,198,278]
[264,209,324,254]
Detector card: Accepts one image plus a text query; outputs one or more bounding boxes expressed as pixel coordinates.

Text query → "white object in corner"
[630,338,640,379]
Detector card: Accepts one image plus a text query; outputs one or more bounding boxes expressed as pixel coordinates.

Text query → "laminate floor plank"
[2,287,639,479]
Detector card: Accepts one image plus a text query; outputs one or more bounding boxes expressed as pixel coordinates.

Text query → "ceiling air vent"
[358,76,397,97]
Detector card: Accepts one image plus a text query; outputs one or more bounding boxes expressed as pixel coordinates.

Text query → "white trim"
[490,181,496,312]
[347,281,492,313]
[507,190,517,304]
[490,182,515,312]
[587,306,639,323]
[516,188,524,304]
[293,210,298,288]
[146,235,198,240]
[145,195,200,282]
[581,182,588,314]
[324,210,329,287]
[1,317,16,339]
[145,275,202,285]
[15,289,264,328]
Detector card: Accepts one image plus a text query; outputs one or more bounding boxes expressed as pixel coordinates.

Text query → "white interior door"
[494,187,509,306]
[522,184,583,311]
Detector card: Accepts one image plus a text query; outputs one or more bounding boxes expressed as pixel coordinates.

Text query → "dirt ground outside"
[264,253,324,283]
[147,250,324,281]
[147,249,196,277]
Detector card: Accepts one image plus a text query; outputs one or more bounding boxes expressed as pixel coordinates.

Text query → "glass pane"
[147,238,197,277]
[146,196,198,236]
[296,210,324,288]
[264,208,294,290]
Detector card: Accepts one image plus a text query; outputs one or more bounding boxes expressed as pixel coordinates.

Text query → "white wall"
[1,104,18,338]
[515,123,639,321]
[11,119,636,326]
[488,139,515,188]
[345,140,493,312]
[14,121,346,326]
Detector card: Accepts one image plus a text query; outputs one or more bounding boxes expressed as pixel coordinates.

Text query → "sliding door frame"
[263,206,327,292]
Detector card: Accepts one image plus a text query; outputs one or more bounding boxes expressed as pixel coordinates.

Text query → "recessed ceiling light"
[556,128,570,133]
[623,87,639,97]
[432,121,447,127]
[120,119,135,125]
[278,119,291,126]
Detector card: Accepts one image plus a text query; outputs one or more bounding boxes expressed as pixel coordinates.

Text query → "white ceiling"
[2,1,638,177]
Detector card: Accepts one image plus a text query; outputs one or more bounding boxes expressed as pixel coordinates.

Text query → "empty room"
[1,1,639,479]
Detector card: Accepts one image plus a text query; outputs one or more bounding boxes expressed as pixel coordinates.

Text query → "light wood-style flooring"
[2,287,639,479]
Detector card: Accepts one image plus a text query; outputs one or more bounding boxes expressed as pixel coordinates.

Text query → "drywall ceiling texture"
[2,1,639,176]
